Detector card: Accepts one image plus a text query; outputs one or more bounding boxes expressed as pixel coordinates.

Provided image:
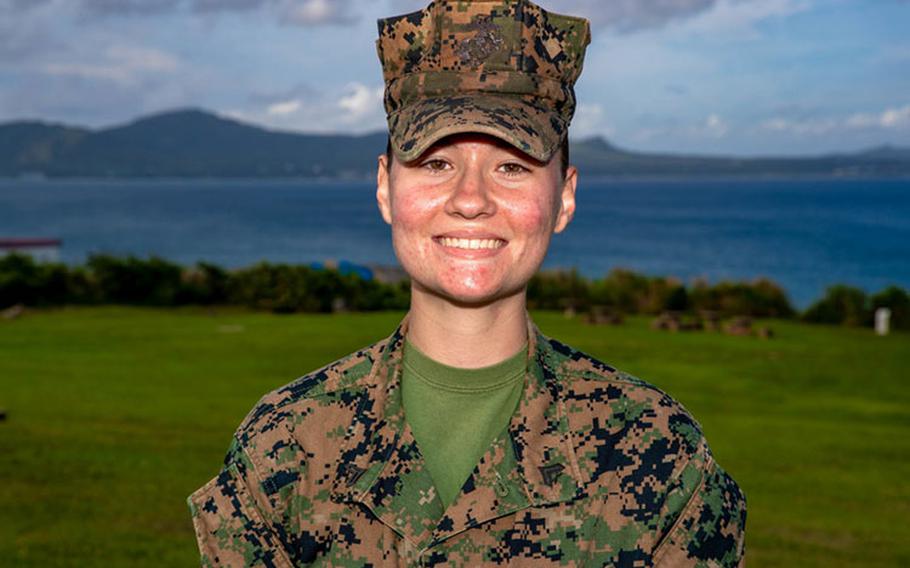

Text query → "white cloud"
[571,103,616,139]
[631,113,729,142]
[675,0,813,39]
[763,104,910,135]
[185,0,822,34]
[38,44,180,86]
[881,105,910,128]
[75,0,361,25]
[281,0,343,25]
[110,44,180,72]
[845,105,910,129]
[79,0,182,16]
[266,99,302,115]
[338,83,384,121]
[221,107,256,123]
[221,82,387,133]
[760,117,837,135]
[703,113,728,137]
[0,0,53,11]
[73,0,712,31]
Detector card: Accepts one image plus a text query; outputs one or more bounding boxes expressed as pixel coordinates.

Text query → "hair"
[385,135,570,180]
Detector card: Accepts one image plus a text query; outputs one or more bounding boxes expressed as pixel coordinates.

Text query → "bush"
[0,254,79,307]
[690,277,795,318]
[802,285,868,326]
[527,269,589,310]
[228,262,321,312]
[870,285,910,330]
[0,253,42,307]
[526,268,795,318]
[227,262,410,313]
[1,253,905,330]
[87,254,183,306]
[595,268,649,312]
[178,262,229,305]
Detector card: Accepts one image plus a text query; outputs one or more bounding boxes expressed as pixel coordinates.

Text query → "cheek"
[390,188,440,230]
[503,195,553,238]
[390,196,429,251]
[389,188,444,260]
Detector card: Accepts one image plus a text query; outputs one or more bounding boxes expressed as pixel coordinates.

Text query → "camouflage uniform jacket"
[189,316,747,567]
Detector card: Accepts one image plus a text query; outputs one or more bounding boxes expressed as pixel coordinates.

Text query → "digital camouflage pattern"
[376,0,591,163]
[188,316,747,566]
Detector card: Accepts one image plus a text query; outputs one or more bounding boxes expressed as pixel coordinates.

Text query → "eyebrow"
[418,138,545,166]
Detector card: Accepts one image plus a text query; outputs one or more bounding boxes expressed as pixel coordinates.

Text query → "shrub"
[0,254,82,307]
[802,285,868,326]
[870,285,910,330]
[178,262,230,305]
[3,253,904,330]
[598,268,650,313]
[226,262,410,313]
[527,269,589,310]
[0,253,42,307]
[690,277,795,318]
[87,254,183,306]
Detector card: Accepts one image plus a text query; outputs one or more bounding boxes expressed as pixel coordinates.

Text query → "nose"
[444,166,496,219]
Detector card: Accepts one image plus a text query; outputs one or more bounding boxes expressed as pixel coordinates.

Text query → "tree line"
[1,253,907,330]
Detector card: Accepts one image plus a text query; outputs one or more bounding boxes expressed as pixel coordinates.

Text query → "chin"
[439,289,500,306]
[425,278,523,307]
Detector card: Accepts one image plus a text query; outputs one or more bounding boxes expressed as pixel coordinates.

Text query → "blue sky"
[1,0,908,156]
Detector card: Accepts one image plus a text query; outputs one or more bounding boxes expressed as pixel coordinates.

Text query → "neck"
[406,286,529,368]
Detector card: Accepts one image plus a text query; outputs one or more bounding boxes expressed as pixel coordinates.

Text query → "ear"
[376,153,393,225]
[553,165,577,234]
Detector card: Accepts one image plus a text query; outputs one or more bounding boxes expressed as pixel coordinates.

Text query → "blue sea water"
[1,177,908,308]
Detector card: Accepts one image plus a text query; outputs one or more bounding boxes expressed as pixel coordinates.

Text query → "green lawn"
[1,307,908,567]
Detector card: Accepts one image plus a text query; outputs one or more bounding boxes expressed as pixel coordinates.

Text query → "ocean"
[1,177,908,309]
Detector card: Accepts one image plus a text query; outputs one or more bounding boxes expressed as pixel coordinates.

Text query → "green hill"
[1,109,386,178]
[2,108,909,178]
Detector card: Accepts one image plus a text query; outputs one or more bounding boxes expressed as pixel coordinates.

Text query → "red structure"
[0,238,62,262]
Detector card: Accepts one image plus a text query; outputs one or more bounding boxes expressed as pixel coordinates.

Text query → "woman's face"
[376,133,577,306]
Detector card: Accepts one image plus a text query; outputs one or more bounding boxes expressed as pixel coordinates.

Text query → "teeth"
[439,237,505,250]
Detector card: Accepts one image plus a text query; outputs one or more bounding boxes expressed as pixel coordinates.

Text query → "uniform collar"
[330,313,582,549]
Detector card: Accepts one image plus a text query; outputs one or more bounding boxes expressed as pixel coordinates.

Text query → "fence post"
[875,307,891,336]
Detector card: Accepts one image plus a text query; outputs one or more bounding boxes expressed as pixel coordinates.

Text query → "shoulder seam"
[238,341,386,431]
[226,447,296,568]
[651,444,715,562]
[562,368,683,405]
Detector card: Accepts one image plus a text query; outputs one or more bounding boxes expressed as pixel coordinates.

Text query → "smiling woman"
[376,133,576,319]
[187,1,746,566]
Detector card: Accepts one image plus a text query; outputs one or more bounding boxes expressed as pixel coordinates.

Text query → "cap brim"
[388,94,566,164]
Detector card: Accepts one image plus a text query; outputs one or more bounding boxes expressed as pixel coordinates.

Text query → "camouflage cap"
[376,0,591,163]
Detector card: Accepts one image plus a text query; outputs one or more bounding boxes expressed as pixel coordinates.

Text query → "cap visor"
[389,94,566,164]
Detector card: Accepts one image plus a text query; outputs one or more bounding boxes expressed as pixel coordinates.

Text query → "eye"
[498,162,530,176]
[421,158,451,173]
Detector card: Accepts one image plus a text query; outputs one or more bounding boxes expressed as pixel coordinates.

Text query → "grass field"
[1,306,908,567]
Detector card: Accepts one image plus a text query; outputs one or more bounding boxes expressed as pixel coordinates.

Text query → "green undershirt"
[401,339,527,510]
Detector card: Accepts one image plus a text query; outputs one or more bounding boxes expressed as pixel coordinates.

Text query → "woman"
[189,1,746,566]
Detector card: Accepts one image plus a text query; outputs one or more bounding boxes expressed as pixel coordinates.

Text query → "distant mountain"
[2,108,909,178]
[1,109,387,178]
[854,144,910,161]
[569,136,910,178]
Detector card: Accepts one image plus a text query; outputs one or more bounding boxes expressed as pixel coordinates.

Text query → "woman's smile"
[433,231,509,260]
[376,133,576,305]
